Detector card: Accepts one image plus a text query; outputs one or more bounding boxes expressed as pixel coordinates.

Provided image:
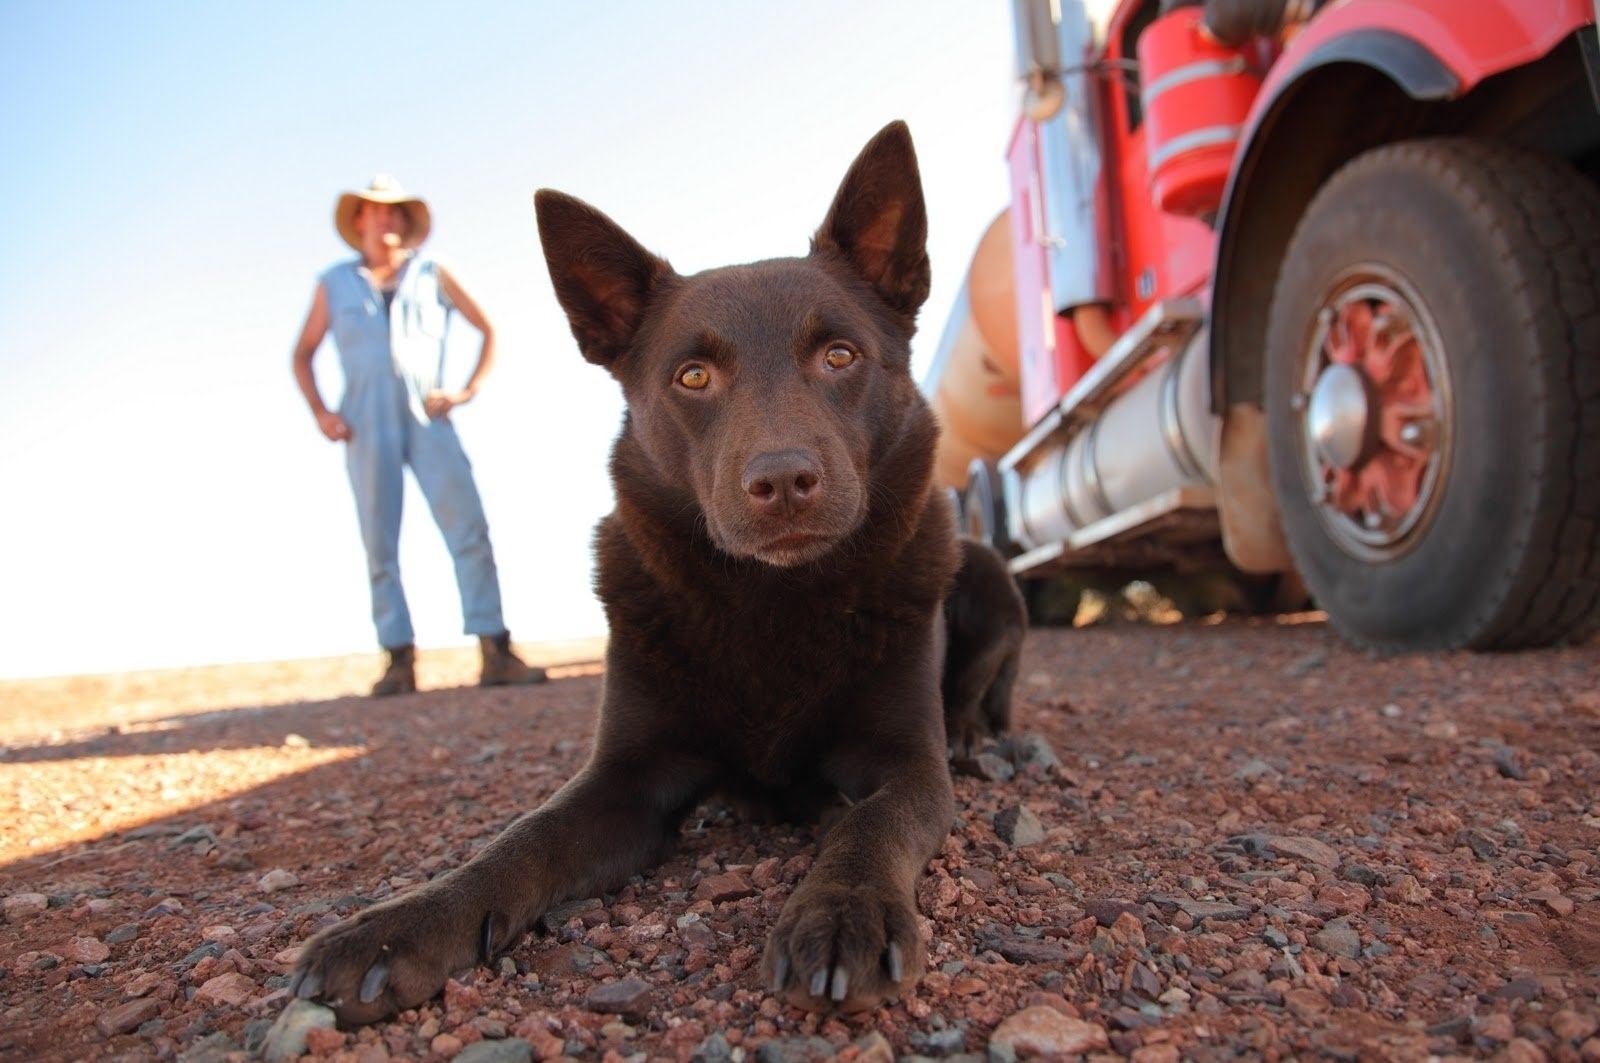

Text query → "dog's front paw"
[761,878,923,1012]
[289,879,493,1026]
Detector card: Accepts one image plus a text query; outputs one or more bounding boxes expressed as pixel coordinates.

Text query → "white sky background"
[0,2,1028,678]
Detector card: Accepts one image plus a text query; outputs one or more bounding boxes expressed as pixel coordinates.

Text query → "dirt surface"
[2,619,1598,1062]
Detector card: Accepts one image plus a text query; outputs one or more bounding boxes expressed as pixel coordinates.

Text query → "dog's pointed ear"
[535,190,674,368]
[811,120,931,327]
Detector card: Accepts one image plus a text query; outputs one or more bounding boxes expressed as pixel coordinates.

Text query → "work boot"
[479,632,547,687]
[371,645,417,697]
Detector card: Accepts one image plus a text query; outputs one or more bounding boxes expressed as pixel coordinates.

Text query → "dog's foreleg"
[291,743,710,1025]
[761,660,955,1012]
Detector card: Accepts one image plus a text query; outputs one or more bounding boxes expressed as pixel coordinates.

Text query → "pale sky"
[0,1,1021,678]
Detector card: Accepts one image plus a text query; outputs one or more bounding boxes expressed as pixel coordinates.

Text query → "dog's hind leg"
[980,645,1020,739]
[290,743,714,1026]
[941,637,1011,758]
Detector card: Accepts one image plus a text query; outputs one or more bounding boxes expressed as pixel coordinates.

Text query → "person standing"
[291,175,544,695]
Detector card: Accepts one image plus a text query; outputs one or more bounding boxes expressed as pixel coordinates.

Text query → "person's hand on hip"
[317,410,353,442]
[424,389,473,420]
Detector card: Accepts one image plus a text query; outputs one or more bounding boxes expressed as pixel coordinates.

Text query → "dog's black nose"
[742,450,823,515]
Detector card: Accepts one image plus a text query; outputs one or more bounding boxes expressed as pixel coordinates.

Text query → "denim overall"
[321,254,505,648]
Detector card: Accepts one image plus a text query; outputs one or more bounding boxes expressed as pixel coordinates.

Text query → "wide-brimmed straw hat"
[334,174,432,250]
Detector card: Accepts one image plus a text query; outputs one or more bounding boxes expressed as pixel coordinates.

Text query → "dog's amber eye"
[677,364,711,390]
[824,345,857,370]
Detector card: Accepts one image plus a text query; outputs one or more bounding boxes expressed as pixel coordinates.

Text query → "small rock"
[754,1037,837,1063]
[953,753,1016,782]
[994,805,1045,847]
[1263,927,1289,948]
[1263,835,1340,868]
[194,972,257,1007]
[854,1032,894,1063]
[988,1006,1108,1059]
[1386,875,1430,905]
[1085,899,1141,926]
[305,1028,346,1054]
[261,999,337,1063]
[1129,963,1162,999]
[981,932,1068,965]
[96,997,161,1037]
[1493,745,1529,780]
[171,824,219,848]
[1425,1015,1472,1040]
[1493,978,1542,1002]
[1235,758,1279,781]
[693,872,755,904]
[1131,1047,1180,1063]
[176,1032,239,1063]
[430,1033,464,1057]
[1002,733,1061,776]
[257,869,300,893]
[1339,863,1384,887]
[456,1040,535,1063]
[143,897,184,918]
[242,1018,275,1053]
[177,942,224,969]
[1177,899,1251,922]
[1476,1013,1515,1042]
[1423,718,1459,739]
[1285,988,1330,1019]
[3,893,49,920]
[1313,919,1362,959]
[67,936,111,963]
[692,1032,734,1063]
[106,923,140,945]
[910,1026,969,1056]
[1553,1010,1600,1043]
[1456,828,1500,861]
[584,976,653,1017]
[1501,1038,1549,1063]
[1540,895,1575,918]
[122,971,166,999]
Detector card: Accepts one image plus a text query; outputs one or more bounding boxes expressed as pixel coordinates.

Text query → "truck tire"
[1264,139,1600,650]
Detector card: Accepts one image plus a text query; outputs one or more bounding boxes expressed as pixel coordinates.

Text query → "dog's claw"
[295,969,323,1000]
[886,941,904,983]
[829,966,849,1002]
[772,955,790,993]
[809,968,828,998]
[358,963,389,1004]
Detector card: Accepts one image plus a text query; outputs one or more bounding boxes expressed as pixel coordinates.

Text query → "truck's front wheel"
[1263,139,1600,650]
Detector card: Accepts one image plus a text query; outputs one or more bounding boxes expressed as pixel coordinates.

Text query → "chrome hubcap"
[1307,363,1370,471]
[1296,269,1452,560]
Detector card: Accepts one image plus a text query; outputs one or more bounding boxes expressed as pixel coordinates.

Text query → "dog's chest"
[660,597,898,784]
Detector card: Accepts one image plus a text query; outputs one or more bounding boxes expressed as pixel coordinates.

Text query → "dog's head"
[535,121,933,568]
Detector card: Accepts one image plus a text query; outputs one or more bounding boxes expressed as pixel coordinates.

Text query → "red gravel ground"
[2,620,1598,1062]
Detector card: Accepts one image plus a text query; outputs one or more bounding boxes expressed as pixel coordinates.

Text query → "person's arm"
[424,265,495,419]
[292,282,351,441]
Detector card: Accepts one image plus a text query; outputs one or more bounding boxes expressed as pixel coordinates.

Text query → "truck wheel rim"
[1296,267,1452,561]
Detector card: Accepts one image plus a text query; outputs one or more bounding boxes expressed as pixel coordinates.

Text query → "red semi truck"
[928,0,1600,650]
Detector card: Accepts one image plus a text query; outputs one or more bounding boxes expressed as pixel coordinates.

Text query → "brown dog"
[290,121,1024,1024]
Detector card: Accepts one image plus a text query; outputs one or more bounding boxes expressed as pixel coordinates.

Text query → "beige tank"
[929,211,1025,489]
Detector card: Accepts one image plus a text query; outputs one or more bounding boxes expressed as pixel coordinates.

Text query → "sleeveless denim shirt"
[321,255,452,426]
